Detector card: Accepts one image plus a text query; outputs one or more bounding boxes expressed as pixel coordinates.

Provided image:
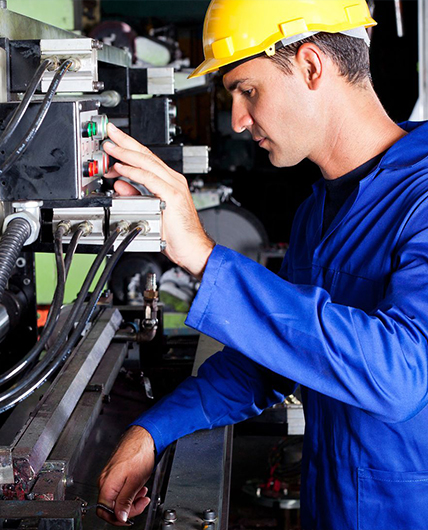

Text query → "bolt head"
[92,39,104,50]
[16,257,26,268]
[93,81,105,91]
[203,509,216,522]
[163,509,177,522]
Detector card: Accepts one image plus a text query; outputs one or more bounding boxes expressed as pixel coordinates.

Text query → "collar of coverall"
[219,26,371,77]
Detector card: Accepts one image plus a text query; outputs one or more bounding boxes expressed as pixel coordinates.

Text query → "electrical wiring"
[0,223,68,387]
[64,226,85,276]
[0,59,73,177]
[0,227,125,413]
[57,225,143,361]
[0,59,53,149]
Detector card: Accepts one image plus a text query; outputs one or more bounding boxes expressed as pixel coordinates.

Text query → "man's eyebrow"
[225,78,250,92]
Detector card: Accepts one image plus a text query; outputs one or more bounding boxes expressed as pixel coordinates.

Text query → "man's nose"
[231,102,253,134]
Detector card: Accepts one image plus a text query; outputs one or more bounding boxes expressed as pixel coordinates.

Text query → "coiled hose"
[0,218,31,303]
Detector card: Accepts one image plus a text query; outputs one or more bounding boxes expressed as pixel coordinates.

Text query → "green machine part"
[7,0,76,30]
[35,253,104,305]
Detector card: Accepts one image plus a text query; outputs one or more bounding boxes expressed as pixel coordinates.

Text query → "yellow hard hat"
[189,0,377,79]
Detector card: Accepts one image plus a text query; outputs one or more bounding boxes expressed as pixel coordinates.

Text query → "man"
[98,1,428,528]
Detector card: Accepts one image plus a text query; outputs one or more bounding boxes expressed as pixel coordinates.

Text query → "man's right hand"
[97,425,156,525]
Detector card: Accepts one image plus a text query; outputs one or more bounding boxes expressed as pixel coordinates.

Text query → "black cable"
[15,226,85,381]
[0,59,52,149]
[0,224,67,387]
[0,226,140,413]
[44,227,121,357]
[0,228,121,411]
[0,60,72,177]
[57,226,143,360]
[64,226,84,277]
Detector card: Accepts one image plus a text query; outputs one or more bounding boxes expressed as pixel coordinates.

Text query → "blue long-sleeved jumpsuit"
[133,120,428,530]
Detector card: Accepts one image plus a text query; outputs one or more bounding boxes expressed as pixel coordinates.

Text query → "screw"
[16,257,26,268]
[160,200,166,211]
[203,509,216,522]
[93,81,105,91]
[63,476,74,487]
[92,39,104,50]
[163,509,177,522]
[160,240,167,252]
[23,278,31,286]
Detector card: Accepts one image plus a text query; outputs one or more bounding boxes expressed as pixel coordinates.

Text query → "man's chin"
[268,151,282,168]
[268,151,304,168]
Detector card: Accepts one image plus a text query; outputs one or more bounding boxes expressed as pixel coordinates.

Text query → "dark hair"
[267,32,372,87]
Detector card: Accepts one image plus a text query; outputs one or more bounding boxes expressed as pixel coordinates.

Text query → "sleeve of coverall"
[131,347,293,454]
[186,201,428,424]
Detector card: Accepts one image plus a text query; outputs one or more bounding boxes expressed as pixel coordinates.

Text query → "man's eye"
[242,89,253,96]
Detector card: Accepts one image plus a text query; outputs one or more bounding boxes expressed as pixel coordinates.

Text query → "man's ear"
[294,42,323,90]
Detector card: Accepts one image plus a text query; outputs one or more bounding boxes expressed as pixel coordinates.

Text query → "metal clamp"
[3,201,43,245]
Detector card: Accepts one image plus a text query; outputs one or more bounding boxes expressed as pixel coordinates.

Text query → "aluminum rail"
[1,308,122,493]
[0,9,131,67]
[158,335,233,530]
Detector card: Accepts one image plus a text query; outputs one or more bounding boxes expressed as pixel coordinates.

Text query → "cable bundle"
[0,225,143,414]
[0,59,72,176]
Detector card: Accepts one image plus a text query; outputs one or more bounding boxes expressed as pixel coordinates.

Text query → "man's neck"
[311,84,407,180]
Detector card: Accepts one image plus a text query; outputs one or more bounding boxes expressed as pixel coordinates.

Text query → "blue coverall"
[134,120,428,530]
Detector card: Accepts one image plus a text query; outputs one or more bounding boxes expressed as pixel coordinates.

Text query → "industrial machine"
[0,3,307,529]
[0,4,219,528]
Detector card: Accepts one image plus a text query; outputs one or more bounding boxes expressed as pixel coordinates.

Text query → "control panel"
[0,100,109,201]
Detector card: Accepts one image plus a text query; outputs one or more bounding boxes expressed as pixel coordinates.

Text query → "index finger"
[107,123,153,156]
[107,123,174,173]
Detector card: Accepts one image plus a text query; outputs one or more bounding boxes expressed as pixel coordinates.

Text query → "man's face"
[223,57,318,168]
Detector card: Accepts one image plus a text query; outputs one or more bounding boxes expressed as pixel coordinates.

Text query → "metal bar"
[159,334,232,529]
[162,427,233,530]
[0,45,7,102]
[419,0,428,119]
[0,9,131,67]
[10,308,122,491]
[50,342,128,476]
[0,499,83,519]
[395,0,404,37]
